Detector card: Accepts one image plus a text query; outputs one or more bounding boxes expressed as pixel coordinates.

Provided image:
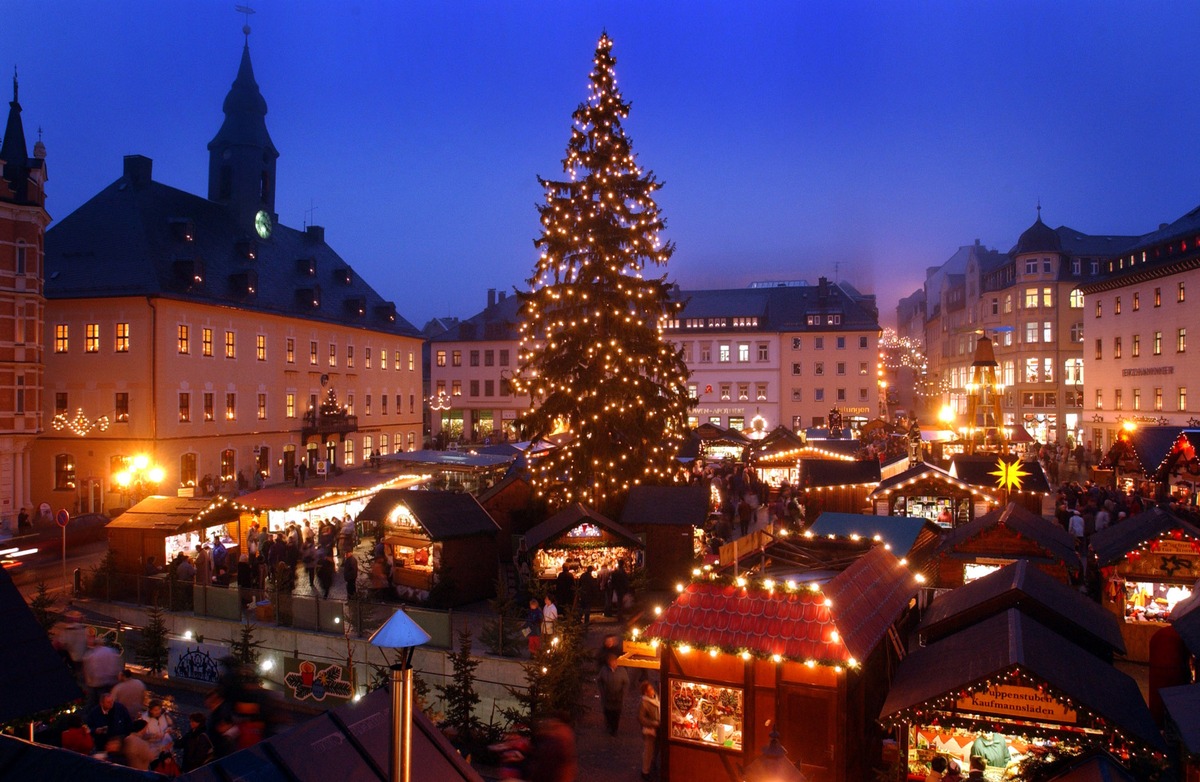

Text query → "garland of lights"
[229,473,431,514]
[52,408,111,436]
[509,32,692,511]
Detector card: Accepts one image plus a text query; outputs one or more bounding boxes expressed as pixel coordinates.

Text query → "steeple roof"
[1,73,27,167]
[1014,208,1062,255]
[208,43,277,158]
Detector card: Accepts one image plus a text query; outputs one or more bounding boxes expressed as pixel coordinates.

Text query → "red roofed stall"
[641,546,918,782]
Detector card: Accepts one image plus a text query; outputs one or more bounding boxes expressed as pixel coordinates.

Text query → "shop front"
[746,425,807,488]
[869,462,1001,528]
[880,609,1165,781]
[107,495,242,575]
[522,503,644,581]
[643,547,917,782]
[1091,507,1200,663]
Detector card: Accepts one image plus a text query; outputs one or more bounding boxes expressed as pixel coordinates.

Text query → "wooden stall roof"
[806,512,941,564]
[879,609,1166,753]
[357,490,499,540]
[919,560,1125,655]
[235,474,431,512]
[0,735,161,782]
[1089,506,1200,567]
[176,688,483,782]
[798,458,880,489]
[621,484,709,527]
[1159,684,1200,756]
[746,425,806,462]
[694,422,751,448]
[1100,425,1184,477]
[644,547,915,664]
[948,454,1052,494]
[382,450,514,472]
[1172,590,1200,658]
[0,566,82,722]
[868,461,1000,503]
[106,495,239,533]
[1042,751,1137,782]
[930,502,1080,573]
[523,503,643,551]
[796,439,860,460]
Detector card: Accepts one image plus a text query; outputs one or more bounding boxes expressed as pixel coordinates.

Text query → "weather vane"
[235,4,255,39]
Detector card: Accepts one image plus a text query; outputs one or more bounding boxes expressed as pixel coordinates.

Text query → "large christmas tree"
[513,32,691,513]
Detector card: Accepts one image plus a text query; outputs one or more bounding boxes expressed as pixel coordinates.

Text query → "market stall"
[918,560,1125,663]
[379,449,513,494]
[796,458,882,519]
[1090,507,1200,663]
[803,512,943,573]
[925,502,1081,589]
[642,547,917,782]
[693,423,751,462]
[948,454,1053,517]
[522,503,644,581]
[868,461,1002,528]
[745,425,807,488]
[107,495,241,575]
[879,609,1165,781]
[620,485,709,591]
[1159,684,1200,782]
[355,489,499,605]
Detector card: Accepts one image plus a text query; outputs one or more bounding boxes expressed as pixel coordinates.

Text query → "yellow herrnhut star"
[990,458,1029,492]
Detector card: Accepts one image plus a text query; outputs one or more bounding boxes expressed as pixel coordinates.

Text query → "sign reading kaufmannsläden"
[956,685,1076,724]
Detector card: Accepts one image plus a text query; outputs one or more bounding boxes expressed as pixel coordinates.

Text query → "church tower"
[206,29,278,238]
[0,72,47,527]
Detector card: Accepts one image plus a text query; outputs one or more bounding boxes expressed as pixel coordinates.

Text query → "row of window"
[1095,330,1186,360]
[53,390,419,423]
[435,348,510,368]
[52,431,420,491]
[1095,284,1185,317]
[947,358,1084,389]
[1095,387,1187,412]
[689,382,769,402]
[435,378,510,398]
[788,387,872,403]
[664,316,761,329]
[985,287,1085,318]
[791,361,871,377]
[791,335,870,351]
[52,323,417,371]
[679,342,771,363]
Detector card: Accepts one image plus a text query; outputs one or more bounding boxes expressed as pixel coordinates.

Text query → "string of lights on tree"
[510,32,692,513]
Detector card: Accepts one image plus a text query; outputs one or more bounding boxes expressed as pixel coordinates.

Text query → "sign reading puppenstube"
[955,685,1077,725]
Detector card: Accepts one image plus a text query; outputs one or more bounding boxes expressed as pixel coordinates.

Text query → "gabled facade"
[0,76,47,526]
[34,37,422,513]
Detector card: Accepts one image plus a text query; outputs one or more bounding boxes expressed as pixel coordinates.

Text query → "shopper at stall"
[638,681,660,781]
[180,713,214,771]
[86,692,133,752]
[541,594,559,638]
[301,538,317,589]
[195,545,211,586]
[315,548,335,599]
[556,564,576,608]
[965,756,986,780]
[111,668,146,718]
[597,651,630,736]
[578,565,597,628]
[342,553,359,600]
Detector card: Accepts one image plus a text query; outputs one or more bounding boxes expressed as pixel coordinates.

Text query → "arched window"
[55,454,76,490]
[1069,288,1084,308]
[220,449,236,481]
[180,453,197,487]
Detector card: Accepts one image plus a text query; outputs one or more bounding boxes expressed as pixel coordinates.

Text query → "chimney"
[498,290,506,302]
[305,225,325,244]
[123,155,153,188]
[487,288,496,308]
[818,276,829,298]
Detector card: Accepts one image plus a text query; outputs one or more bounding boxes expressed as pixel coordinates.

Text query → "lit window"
[225,330,236,359]
[177,325,189,354]
[344,439,354,466]
[1180,387,1188,412]
[365,347,373,368]
[737,343,749,362]
[756,383,767,401]
[115,393,129,423]
[408,352,415,371]
[1133,292,1140,311]
[1114,337,1122,359]
[286,393,295,418]
[179,392,191,423]
[85,323,99,353]
[1069,289,1084,308]
[329,343,337,367]
[1179,328,1188,353]
[286,338,295,363]
[256,334,266,361]
[203,393,214,422]
[1024,288,1038,308]
[310,341,318,365]
[115,323,130,352]
[436,350,446,367]
[1155,332,1162,355]
[347,345,354,368]
[257,393,267,420]
[54,324,68,353]
[1132,335,1141,358]
[452,380,461,396]
[1154,387,1163,411]
[202,328,213,357]
[451,350,461,367]
[757,343,769,361]
[1042,287,1053,307]
[719,344,731,363]
[1155,288,1162,307]
[225,393,236,420]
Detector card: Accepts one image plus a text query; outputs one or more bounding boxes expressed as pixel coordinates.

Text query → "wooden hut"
[522,503,644,581]
[356,489,499,605]
[868,461,1002,527]
[746,425,807,488]
[880,609,1165,779]
[925,502,1081,589]
[643,547,916,782]
[947,454,1053,516]
[107,495,241,574]
[803,512,943,574]
[694,423,751,462]
[919,560,1125,662]
[620,485,708,591]
[1090,507,1200,662]
[796,458,881,518]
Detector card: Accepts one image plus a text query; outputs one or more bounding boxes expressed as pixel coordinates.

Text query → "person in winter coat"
[342,553,359,600]
[315,550,335,599]
[597,651,630,736]
[638,681,660,780]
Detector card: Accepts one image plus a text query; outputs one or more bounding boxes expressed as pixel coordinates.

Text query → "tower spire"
[1,66,28,167]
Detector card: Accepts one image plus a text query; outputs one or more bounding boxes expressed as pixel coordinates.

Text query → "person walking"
[525,598,543,657]
[638,681,660,781]
[301,539,317,589]
[577,565,597,628]
[597,652,630,736]
[342,553,358,600]
[316,549,335,599]
[541,594,559,639]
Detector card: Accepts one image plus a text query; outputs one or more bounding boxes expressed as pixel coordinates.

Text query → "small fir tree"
[28,582,57,634]
[479,576,524,657]
[230,618,262,667]
[502,607,588,729]
[512,32,691,515]
[137,603,170,675]
[436,628,483,744]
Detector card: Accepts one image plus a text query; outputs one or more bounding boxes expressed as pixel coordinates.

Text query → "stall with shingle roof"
[880,609,1165,779]
[641,546,917,782]
[1090,506,1200,662]
[106,495,241,576]
[926,502,1082,589]
[520,503,644,583]
[620,485,709,590]
[868,460,1003,528]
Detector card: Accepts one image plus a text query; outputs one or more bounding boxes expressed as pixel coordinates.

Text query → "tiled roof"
[45,170,418,336]
[1089,506,1200,567]
[664,282,881,333]
[106,495,239,532]
[919,560,1124,655]
[621,484,710,527]
[1159,684,1200,756]
[644,547,914,664]
[932,502,1080,573]
[880,610,1166,753]
[1172,589,1200,658]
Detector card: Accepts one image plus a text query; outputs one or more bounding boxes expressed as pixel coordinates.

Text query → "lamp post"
[741,724,807,782]
[369,608,431,782]
[114,454,165,505]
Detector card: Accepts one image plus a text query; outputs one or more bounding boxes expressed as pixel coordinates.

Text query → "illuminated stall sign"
[956,685,1077,725]
[566,522,602,539]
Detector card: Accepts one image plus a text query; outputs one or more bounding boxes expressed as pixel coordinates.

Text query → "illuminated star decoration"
[990,458,1029,492]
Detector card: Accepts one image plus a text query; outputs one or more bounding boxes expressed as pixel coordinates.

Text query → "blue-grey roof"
[807,512,928,556]
[665,281,881,334]
[45,165,418,336]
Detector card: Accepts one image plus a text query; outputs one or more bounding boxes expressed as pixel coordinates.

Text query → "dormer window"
[169,218,195,242]
[374,303,397,323]
[236,238,257,261]
[344,296,366,317]
[296,286,321,310]
[296,257,316,276]
[230,271,258,299]
[334,267,352,285]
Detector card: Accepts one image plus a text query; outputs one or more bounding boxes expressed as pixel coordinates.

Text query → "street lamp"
[741,725,807,782]
[369,608,431,782]
[114,454,165,504]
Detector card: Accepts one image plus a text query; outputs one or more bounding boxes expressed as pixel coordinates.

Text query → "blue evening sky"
[7,2,1200,328]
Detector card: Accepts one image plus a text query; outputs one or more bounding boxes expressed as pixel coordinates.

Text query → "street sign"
[55,508,70,528]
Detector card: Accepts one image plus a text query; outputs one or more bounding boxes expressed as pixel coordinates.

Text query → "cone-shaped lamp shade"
[369,608,432,649]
